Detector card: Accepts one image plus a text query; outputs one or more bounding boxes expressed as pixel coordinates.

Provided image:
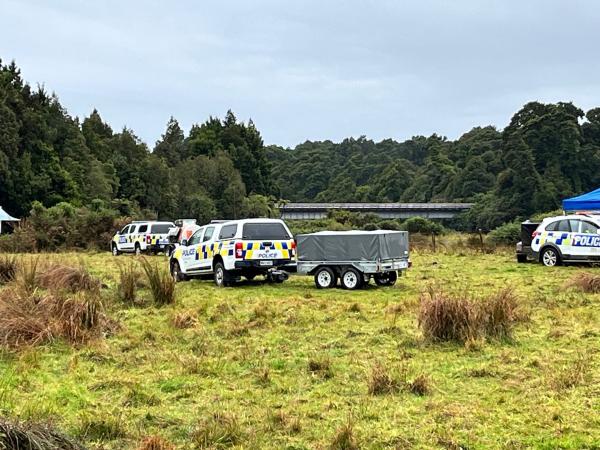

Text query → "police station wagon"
[530,214,600,266]
[111,220,175,256]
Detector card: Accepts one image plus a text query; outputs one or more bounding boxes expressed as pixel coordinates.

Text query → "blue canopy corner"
[562,187,600,211]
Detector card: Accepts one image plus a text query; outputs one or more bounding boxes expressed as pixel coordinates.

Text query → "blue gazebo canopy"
[562,187,600,211]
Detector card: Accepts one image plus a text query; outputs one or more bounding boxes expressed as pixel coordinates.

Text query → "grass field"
[0,249,599,449]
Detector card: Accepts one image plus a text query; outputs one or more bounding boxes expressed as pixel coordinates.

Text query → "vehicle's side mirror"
[181,239,188,247]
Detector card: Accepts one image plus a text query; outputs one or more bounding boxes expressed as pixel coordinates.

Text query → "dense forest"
[2,58,600,233]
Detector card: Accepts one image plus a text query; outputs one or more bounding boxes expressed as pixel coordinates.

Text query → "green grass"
[0,250,599,449]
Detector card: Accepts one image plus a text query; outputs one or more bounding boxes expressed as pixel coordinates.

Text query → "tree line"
[2,58,600,232]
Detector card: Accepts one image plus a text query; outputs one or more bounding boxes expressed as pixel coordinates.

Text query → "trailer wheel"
[374,271,397,286]
[341,267,362,290]
[314,267,336,289]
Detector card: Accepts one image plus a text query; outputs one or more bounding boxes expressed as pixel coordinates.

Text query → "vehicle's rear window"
[151,224,172,234]
[243,223,290,240]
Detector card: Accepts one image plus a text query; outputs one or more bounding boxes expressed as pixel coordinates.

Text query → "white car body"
[169,218,296,285]
[111,221,175,255]
[530,214,600,266]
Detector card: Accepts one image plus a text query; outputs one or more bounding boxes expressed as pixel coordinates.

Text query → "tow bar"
[267,269,289,283]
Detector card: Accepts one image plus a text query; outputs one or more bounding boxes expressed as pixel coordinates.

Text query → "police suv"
[169,218,296,287]
[111,221,175,256]
[530,214,600,266]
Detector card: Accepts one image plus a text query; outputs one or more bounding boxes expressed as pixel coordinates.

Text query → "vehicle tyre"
[341,267,363,290]
[134,244,142,256]
[516,254,528,263]
[111,244,120,256]
[541,247,561,267]
[214,262,232,287]
[374,271,397,286]
[245,273,256,281]
[170,260,187,282]
[314,267,336,289]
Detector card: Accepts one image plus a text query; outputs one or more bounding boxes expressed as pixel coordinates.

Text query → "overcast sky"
[1,0,599,148]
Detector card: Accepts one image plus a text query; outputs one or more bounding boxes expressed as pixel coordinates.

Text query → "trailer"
[296,230,410,289]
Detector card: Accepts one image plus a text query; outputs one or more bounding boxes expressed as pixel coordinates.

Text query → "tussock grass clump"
[38,263,101,293]
[330,420,358,450]
[307,356,333,379]
[137,435,175,450]
[0,287,109,348]
[77,412,127,441]
[408,374,430,396]
[551,353,590,391]
[117,262,140,305]
[191,411,243,448]
[367,363,400,395]
[418,287,519,343]
[171,310,198,329]
[0,255,19,284]
[0,416,87,450]
[566,272,600,293]
[140,258,175,306]
[18,257,40,294]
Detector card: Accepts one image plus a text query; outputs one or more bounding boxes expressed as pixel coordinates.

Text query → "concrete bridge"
[279,202,474,220]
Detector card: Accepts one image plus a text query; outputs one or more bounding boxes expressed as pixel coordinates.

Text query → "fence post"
[431,231,436,253]
[478,228,484,252]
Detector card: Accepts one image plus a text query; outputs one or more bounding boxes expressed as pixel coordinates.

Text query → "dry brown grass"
[408,374,431,396]
[565,272,600,293]
[117,261,141,305]
[140,258,175,306]
[418,287,520,343]
[37,263,101,293]
[191,412,243,448]
[0,416,86,450]
[308,356,333,379]
[330,419,358,450]
[137,435,176,450]
[367,363,401,395]
[171,310,198,329]
[0,286,110,348]
[0,255,19,284]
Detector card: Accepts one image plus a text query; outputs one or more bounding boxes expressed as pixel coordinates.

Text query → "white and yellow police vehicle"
[169,218,296,287]
[530,214,600,266]
[111,221,175,256]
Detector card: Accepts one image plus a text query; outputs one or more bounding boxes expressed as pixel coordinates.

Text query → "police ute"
[169,218,296,287]
[111,221,175,256]
[530,214,600,266]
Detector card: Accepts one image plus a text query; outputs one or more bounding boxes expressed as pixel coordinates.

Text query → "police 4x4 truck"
[530,214,600,266]
[169,218,296,287]
[111,221,175,256]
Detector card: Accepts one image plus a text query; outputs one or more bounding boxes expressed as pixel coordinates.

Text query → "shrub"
[140,258,175,306]
[367,363,400,395]
[117,262,140,305]
[0,417,86,450]
[330,419,358,450]
[0,255,18,284]
[401,217,444,234]
[418,287,520,343]
[191,412,242,448]
[38,263,100,293]
[566,273,600,293]
[137,435,175,450]
[487,221,520,245]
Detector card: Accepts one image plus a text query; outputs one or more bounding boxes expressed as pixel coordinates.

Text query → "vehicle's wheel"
[541,247,560,267]
[134,244,142,256]
[245,273,256,281]
[341,267,363,290]
[314,267,336,289]
[170,261,187,282]
[516,254,528,263]
[214,262,231,287]
[374,271,398,286]
[111,244,120,256]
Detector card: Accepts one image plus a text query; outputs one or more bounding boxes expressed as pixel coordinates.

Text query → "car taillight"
[291,240,297,256]
[146,235,151,244]
[235,241,243,259]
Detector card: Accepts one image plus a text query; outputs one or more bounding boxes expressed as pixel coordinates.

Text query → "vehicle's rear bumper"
[234,259,294,271]
[147,243,169,252]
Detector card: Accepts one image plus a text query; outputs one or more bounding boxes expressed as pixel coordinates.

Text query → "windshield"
[243,223,290,240]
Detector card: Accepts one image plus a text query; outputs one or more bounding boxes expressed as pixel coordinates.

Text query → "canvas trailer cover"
[296,230,409,274]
